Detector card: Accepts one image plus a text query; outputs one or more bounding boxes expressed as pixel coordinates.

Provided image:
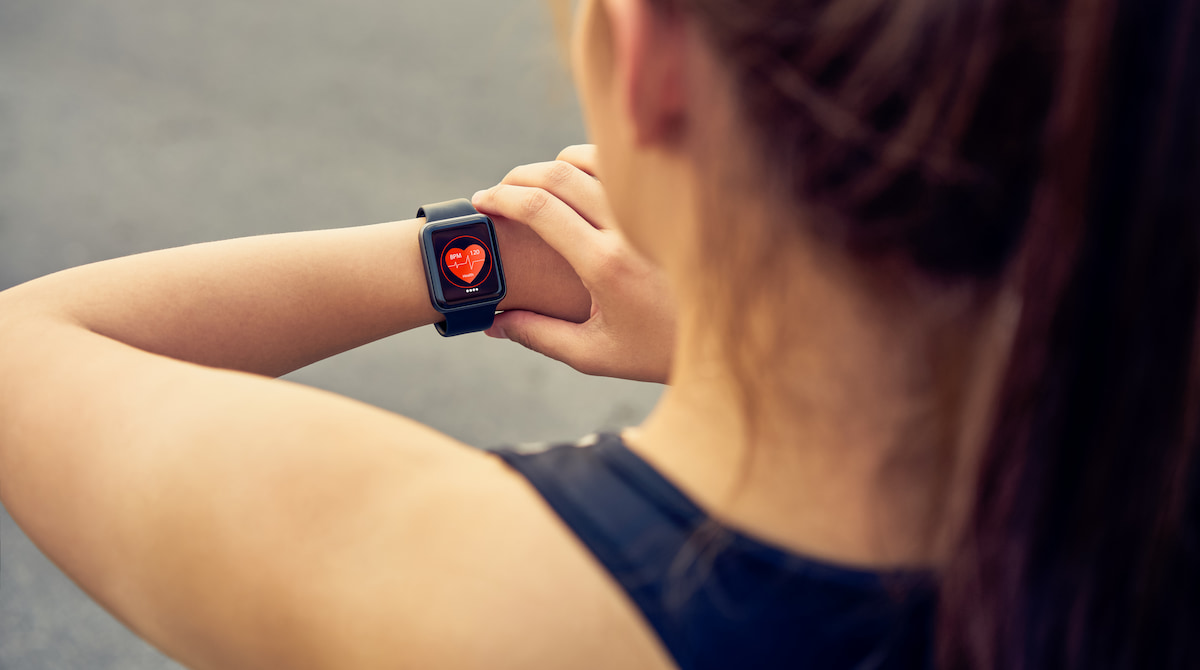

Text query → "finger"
[498,160,616,232]
[487,310,600,375]
[472,183,601,268]
[556,144,599,177]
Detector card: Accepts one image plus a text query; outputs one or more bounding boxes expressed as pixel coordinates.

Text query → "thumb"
[487,310,593,370]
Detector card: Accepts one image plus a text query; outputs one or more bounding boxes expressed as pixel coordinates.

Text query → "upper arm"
[0,319,671,669]
[0,315,461,666]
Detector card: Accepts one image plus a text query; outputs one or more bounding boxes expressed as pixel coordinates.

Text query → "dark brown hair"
[645,0,1200,667]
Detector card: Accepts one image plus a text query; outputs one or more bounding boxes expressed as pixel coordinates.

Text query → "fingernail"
[471,189,488,205]
[485,326,506,339]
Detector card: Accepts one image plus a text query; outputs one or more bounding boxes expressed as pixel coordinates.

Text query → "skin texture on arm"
[0,213,677,668]
[0,215,590,378]
[0,326,672,669]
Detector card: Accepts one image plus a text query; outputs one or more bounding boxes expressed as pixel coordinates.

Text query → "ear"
[602,0,689,146]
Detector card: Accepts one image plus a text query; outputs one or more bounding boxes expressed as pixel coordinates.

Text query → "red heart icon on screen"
[444,244,487,284]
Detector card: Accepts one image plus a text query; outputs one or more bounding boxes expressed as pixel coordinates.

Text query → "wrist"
[491,215,591,324]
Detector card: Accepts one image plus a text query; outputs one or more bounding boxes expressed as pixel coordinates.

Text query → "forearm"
[0,216,588,377]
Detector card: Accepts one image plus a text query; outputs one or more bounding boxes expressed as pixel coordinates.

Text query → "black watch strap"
[418,198,501,337]
[433,309,497,337]
[417,198,478,223]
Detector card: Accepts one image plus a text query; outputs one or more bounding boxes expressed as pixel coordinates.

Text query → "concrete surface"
[0,1,663,667]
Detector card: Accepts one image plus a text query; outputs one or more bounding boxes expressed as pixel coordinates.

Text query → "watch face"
[428,220,504,307]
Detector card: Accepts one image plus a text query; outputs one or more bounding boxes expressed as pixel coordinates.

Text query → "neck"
[626,212,1011,569]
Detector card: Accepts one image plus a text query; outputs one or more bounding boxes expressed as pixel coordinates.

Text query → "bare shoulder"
[142,376,675,669]
[279,446,677,670]
[0,321,673,669]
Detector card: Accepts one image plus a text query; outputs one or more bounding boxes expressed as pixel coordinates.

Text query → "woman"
[1,0,1196,667]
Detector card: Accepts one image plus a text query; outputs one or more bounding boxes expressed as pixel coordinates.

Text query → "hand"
[473,145,676,384]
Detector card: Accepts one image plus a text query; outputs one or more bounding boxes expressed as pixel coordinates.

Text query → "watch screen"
[430,222,502,306]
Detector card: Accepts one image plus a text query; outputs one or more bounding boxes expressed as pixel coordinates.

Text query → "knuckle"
[520,188,553,219]
[542,160,576,189]
[591,242,625,280]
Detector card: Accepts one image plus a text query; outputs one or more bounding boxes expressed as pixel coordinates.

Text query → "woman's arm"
[0,215,589,378]
[0,213,606,668]
[0,143,681,668]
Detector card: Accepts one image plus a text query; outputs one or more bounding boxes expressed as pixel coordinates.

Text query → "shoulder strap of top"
[495,434,936,670]
[496,434,707,644]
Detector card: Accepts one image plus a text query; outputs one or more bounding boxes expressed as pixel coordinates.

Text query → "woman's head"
[569,0,1054,282]
[567,0,1058,436]
[567,0,1200,668]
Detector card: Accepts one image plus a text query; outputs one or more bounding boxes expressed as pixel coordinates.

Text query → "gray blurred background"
[0,1,662,667]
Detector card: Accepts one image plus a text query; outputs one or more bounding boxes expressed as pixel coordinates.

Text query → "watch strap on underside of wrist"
[434,308,497,337]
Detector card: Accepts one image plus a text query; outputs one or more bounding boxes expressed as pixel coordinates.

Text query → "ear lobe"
[603,0,689,146]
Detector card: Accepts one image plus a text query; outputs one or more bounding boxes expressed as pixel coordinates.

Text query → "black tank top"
[496,433,935,670]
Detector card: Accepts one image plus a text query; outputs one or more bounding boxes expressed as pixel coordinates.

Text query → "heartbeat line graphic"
[445,254,483,272]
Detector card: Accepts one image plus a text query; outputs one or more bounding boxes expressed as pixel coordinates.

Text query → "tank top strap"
[495,433,936,670]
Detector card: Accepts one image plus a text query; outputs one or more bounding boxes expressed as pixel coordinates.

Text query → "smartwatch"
[417,198,507,336]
